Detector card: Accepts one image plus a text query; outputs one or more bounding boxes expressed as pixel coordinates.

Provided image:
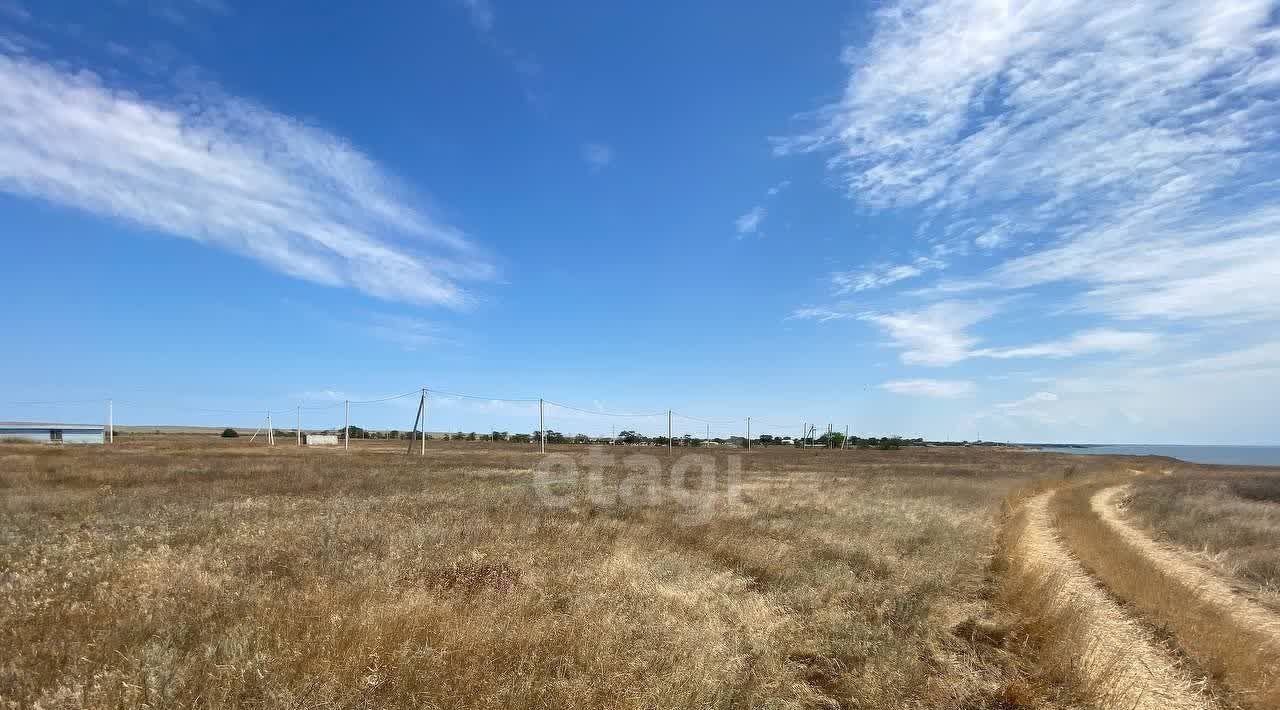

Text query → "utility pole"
[843,425,849,450]
[344,400,349,451]
[297,406,302,446]
[801,421,806,449]
[407,390,424,455]
[267,412,273,446]
[706,423,710,443]
[747,417,751,451]
[828,423,832,449]
[107,399,113,444]
[421,389,427,456]
[539,398,545,454]
[668,410,672,453]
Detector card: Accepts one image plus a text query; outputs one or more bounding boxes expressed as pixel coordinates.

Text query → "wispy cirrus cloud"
[0,54,493,308]
[973,329,1159,360]
[880,378,975,398]
[831,256,945,294]
[782,0,1280,326]
[735,205,766,237]
[858,301,996,365]
[797,300,1158,366]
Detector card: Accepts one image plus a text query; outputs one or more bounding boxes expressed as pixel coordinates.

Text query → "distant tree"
[759,434,774,446]
[388,430,400,440]
[467,432,477,441]
[454,431,465,441]
[221,428,239,438]
[573,433,590,444]
[878,437,902,450]
[511,433,531,444]
[492,431,508,442]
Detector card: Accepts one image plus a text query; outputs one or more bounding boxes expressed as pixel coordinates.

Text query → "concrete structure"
[0,422,105,444]
[304,433,339,446]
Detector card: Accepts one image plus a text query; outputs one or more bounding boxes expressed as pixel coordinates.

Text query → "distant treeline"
[249,426,1013,450]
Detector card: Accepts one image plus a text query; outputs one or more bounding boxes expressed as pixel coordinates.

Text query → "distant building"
[304,434,339,446]
[0,422,105,445]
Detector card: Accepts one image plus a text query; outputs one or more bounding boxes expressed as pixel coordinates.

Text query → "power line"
[427,388,539,403]
[346,389,423,405]
[543,400,666,418]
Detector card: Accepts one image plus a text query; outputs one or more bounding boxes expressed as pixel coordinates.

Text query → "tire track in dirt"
[1013,491,1213,710]
[1093,485,1280,646]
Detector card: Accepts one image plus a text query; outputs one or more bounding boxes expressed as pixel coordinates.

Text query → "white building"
[304,433,339,446]
[0,422,105,444]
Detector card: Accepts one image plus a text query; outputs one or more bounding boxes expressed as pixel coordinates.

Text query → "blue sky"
[2,0,1279,444]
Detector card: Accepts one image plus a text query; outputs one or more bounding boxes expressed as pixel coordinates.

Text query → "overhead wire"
[426,388,539,403]
[543,400,666,418]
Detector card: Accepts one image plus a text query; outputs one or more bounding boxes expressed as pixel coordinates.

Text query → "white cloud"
[782,0,1280,325]
[735,205,766,237]
[859,300,997,365]
[459,0,493,33]
[992,391,1061,424]
[766,179,791,196]
[1147,341,1280,377]
[789,305,858,322]
[831,256,945,294]
[974,224,1010,250]
[999,391,1058,409]
[582,143,613,171]
[0,54,492,308]
[855,302,1157,366]
[974,329,1158,359]
[881,378,975,398]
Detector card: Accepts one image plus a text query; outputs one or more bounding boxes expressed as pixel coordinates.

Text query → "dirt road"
[1092,485,1280,648]
[1012,491,1213,710]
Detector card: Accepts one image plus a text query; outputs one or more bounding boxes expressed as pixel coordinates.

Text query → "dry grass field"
[0,438,1097,710]
[6,438,1280,710]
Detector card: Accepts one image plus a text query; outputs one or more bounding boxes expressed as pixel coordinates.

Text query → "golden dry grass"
[0,438,1085,709]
